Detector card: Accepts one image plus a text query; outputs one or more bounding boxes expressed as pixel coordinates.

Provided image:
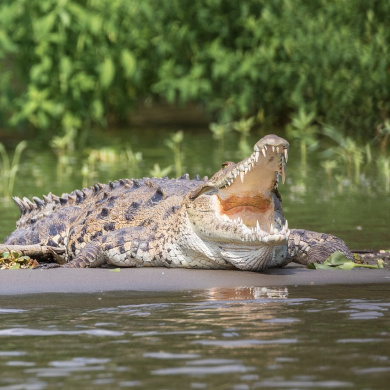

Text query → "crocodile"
[2,134,353,270]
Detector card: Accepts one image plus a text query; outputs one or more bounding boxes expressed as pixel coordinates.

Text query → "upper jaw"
[211,134,289,190]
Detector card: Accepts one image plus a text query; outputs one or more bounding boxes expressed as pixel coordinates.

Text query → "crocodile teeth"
[255,151,260,162]
[240,171,245,183]
[281,159,286,184]
[262,148,266,157]
[272,146,275,152]
[284,148,288,162]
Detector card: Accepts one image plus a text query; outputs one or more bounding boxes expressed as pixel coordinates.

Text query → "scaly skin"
[3,134,353,270]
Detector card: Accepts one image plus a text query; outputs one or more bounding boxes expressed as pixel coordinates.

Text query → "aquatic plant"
[149,163,172,178]
[125,145,143,176]
[51,127,76,157]
[209,122,232,148]
[322,126,366,184]
[377,156,390,192]
[165,131,184,177]
[81,153,98,188]
[375,119,390,154]
[286,108,318,167]
[0,250,38,270]
[232,116,255,158]
[320,160,338,181]
[0,140,27,200]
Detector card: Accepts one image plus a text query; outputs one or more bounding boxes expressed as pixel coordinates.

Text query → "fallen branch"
[0,244,66,264]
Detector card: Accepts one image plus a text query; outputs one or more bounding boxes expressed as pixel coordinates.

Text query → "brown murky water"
[1,285,390,389]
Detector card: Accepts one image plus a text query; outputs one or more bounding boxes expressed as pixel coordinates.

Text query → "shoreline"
[0,265,389,296]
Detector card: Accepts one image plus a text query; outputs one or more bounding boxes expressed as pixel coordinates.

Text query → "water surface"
[0,284,389,389]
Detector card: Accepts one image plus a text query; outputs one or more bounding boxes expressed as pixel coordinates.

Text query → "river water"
[1,285,390,389]
[0,129,389,388]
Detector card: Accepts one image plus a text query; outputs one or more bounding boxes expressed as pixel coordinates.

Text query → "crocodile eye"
[221,161,234,169]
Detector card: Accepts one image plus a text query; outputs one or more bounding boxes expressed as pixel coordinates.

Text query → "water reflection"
[204,287,289,301]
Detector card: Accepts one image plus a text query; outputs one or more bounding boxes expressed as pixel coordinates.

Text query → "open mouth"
[214,135,290,244]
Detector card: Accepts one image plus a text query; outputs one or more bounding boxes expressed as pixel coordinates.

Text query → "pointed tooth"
[284,148,288,162]
[256,220,260,232]
[276,146,280,153]
[272,146,275,152]
[244,167,248,174]
[223,215,230,222]
[240,171,245,183]
[262,148,266,157]
[270,224,274,234]
[281,160,286,184]
[264,145,267,150]
[255,151,260,162]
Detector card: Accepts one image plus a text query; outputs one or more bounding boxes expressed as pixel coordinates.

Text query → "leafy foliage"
[307,251,386,270]
[0,0,389,138]
[0,250,38,269]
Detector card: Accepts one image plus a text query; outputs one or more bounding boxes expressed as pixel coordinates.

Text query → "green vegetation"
[307,251,386,270]
[0,141,27,199]
[0,0,389,140]
[0,250,38,269]
[165,131,184,177]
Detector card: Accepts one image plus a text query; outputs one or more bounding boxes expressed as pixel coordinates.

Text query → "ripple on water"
[256,379,354,388]
[263,317,300,323]
[0,328,124,336]
[0,351,27,357]
[192,338,298,347]
[0,308,27,314]
[152,364,255,376]
[144,352,201,359]
[25,357,111,378]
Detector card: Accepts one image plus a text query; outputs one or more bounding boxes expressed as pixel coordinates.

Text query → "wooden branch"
[0,244,66,264]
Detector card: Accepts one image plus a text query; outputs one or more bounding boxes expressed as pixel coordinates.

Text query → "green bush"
[0,0,389,138]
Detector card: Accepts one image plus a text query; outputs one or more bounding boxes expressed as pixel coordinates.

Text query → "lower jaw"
[221,207,274,231]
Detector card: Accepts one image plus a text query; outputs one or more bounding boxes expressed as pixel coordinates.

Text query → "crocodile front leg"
[64,241,106,268]
[287,229,353,265]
